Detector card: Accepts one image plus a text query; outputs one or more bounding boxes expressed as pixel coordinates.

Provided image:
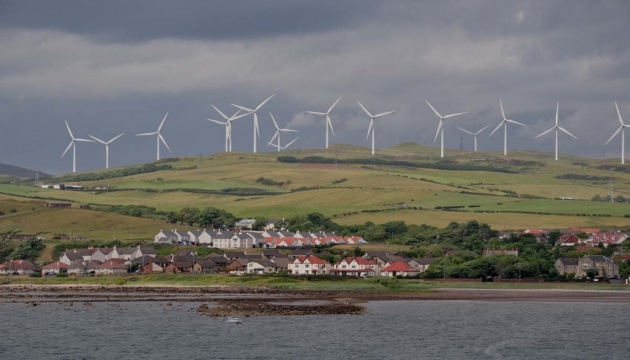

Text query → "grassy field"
[1,143,630,236]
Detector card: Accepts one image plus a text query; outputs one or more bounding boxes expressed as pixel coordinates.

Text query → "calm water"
[0,300,628,359]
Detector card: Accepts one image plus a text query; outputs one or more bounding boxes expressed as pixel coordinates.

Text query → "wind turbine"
[489,99,527,156]
[357,101,396,155]
[231,94,275,153]
[458,124,491,152]
[268,113,299,152]
[605,102,630,164]
[61,121,94,173]
[89,133,124,169]
[267,137,299,152]
[535,103,578,161]
[135,113,171,161]
[306,97,341,149]
[207,106,247,152]
[426,100,467,158]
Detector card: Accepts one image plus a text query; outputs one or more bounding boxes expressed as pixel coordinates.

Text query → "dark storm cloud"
[0,0,381,42]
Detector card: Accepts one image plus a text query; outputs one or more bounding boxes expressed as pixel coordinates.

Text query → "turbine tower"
[426,100,467,158]
[458,124,491,152]
[306,97,341,149]
[535,103,577,161]
[268,137,299,152]
[357,101,396,155]
[61,121,93,173]
[231,95,275,153]
[89,133,124,169]
[489,99,527,156]
[605,102,630,164]
[208,106,246,152]
[135,113,171,161]
[268,113,298,152]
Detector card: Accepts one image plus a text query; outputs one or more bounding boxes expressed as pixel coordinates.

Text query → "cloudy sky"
[1,1,629,174]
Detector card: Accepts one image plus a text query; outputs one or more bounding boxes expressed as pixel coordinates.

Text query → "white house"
[331,257,379,277]
[288,255,332,275]
[246,259,278,274]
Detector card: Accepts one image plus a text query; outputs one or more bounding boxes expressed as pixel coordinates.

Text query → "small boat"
[226,317,243,324]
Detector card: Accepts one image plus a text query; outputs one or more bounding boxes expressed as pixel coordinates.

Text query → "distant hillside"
[0,163,51,179]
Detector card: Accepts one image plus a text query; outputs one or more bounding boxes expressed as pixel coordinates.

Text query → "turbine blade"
[255,94,275,111]
[284,137,299,149]
[74,138,94,142]
[269,112,279,130]
[357,101,373,118]
[65,121,74,139]
[280,129,299,132]
[328,116,335,136]
[616,102,624,125]
[443,112,467,119]
[306,111,326,116]
[327,97,342,114]
[457,127,474,135]
[475,124,492,135]
[231,104,255,113]
[434,120,443,143]
[89,135,106,144]
[555,102,559,126]
[505,119,527,127]
[535,127,555,139]
[212,105,229,120]
[267,140,280,150]
[499,99,506,120]
[425,100,442,119]
[61,141,73,158]
[230,112,249,121]
[158,113,168,132]
[606,126,623,145]
[558,126,578,140]
[269,131,278,144]
[136,132,157,136]
[367,119,373,141]
[374,110,396,118]
[208,119,227,125]
[159,134,171,152]
[109,133,125,143]
[489,122,504,137]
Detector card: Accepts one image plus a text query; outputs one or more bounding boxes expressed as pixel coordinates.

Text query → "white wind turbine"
[268,113,299,152]
[61,121,94,173]
[489,99,527,156]
[605,102,630,164]
[306,97,341,149]
[535,103,577,161]
[268,137,299,152]
[231,94,275,153]
[89,133,124,169]
[458,124,491,152]
[357,101,396,155]
[135,113,171,161]
[426,100,467,158]
[207,106,247,152]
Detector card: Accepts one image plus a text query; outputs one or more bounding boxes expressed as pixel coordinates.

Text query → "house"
[288,249,314,259]
[60,250,86,265]
[226,259,249,274]
[165,261,193,274]
[380,262,420,277]
[41,261,69,275]
[555,258,579,276]
[212,231,236,248]
[556,234,581,247]
[3,259,37,275]
[246,232,267,247]
[270,257,290,272]
[331,257,378,277]
[235,218,256,229]
[206,254,230,268]
[288,255,332,275]
[193,259,219,274]
[138,259,165,274]
[108,247,137,261]
[227,233,256,248]
[188,229,213,245]
[154,229,191,244]
[577,255,619,278]
[261,249,282,259]
[96,260,128,275]
[246,259,279,274]
[46,202,71,208]
[364,251,407,268]
[266,218,286,230]
[409,258,434,273]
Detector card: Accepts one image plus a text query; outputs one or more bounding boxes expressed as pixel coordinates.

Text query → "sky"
[1,0,629,174]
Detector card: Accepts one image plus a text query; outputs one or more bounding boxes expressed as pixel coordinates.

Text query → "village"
[1,223,628,281]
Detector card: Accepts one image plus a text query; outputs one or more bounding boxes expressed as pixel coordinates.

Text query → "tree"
[251,216,269,231]
[179,207,200,226]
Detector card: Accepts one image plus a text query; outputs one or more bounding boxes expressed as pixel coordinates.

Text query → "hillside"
[0,163,52,180]
[0,142,629,235]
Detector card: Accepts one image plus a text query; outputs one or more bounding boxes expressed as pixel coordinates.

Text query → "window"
[342,265,346,269]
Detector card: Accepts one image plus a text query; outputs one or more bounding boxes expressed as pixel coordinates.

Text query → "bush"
[29,272,42,278]
[55,273,68,278]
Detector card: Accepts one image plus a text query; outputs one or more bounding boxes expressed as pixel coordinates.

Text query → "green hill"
[0,163,52,180]
[0,143,629,235]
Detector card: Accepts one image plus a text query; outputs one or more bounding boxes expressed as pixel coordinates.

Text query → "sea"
[0,299,628,359]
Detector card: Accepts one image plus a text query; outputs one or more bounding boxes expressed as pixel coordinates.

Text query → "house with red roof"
[380,262,420,277]
[2,259,37,275]
[96,260,128,275]
[556,234,581,247]
[331,257,379,277]
[288,255,332,275]
[41,261,69,275]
